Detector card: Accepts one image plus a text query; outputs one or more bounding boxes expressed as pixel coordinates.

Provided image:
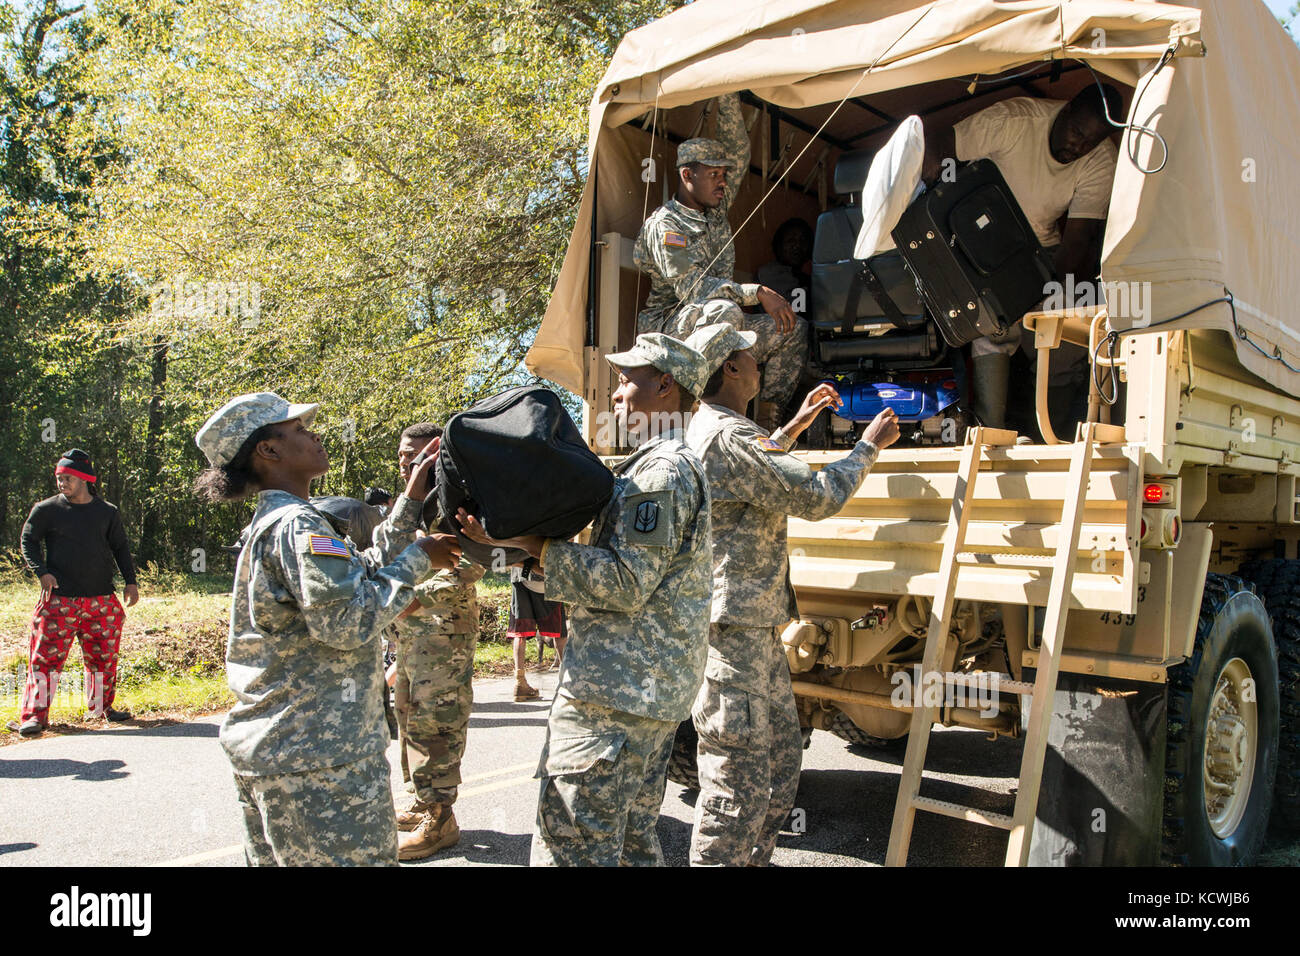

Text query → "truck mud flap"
[1027,671,1166,866]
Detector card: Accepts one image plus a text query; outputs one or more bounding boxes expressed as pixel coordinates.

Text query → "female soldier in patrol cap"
[195,392,462,866]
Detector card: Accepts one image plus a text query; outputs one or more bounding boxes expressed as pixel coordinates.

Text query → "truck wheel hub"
[1201,657,1258,839]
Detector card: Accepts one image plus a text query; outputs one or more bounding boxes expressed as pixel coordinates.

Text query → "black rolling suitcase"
[891,158,1057,348]
[434,386,614,566]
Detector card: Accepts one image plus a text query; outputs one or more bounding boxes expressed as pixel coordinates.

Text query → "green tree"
[0,0,156,562]
[75,0,680,422]
[4,0,682,567]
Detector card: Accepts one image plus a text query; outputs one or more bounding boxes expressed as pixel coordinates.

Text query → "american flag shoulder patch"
[754,436,784,452]
[663,231,688,248]
[308,534,350,558]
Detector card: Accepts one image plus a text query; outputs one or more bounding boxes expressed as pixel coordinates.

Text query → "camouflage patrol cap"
[676,137,734,168]
[685,322,757,378]
[606,333,711,398]
[196,392,319,468]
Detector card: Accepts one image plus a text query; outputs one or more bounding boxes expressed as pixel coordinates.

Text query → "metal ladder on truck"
[884,421,1107,867]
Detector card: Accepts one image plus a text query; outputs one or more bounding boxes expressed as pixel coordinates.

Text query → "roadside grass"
[1,565,236,736]
[0,567,231,645]
[474,639,517,677]
[0,657,233,728]
[478,571,512,595]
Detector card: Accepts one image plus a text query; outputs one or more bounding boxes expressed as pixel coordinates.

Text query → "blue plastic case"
[833,379,959,423]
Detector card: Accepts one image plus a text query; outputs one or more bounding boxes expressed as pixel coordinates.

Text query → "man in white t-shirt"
[924,83,1121,434]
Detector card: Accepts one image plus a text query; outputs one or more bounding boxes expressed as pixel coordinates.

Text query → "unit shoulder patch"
[633,499,659,533]
[621,489,674,548]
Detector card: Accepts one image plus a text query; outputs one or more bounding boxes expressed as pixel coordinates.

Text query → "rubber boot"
[398,804,460,861]
[514,669,539,702]
[971,351,1011,430]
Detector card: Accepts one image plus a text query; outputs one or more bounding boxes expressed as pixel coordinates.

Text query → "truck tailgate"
[788,443,1142,613]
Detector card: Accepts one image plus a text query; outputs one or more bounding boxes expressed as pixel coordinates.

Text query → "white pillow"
[853,114,925,260]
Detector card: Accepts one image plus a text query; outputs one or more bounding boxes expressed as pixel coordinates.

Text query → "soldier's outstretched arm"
[542,463,696,614]
[276,513,433,650]
[727,430,882,522]
[715,93,750,210]
[361,435,443,572]
[360,492,427,572]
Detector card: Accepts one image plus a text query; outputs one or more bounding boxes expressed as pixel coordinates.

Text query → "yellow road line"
[459,773,537,800]
[460,760,536,784]
[151,844,243,867]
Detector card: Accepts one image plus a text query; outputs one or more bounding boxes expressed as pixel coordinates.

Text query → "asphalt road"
[0,671,1020,867]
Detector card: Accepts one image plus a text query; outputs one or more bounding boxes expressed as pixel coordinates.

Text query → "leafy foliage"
[3,0,680,569]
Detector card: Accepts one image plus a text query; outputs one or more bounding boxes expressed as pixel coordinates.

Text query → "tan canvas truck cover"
[526,0,1300,401]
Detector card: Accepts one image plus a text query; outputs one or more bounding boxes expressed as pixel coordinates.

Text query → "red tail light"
[1143,483,1171,504]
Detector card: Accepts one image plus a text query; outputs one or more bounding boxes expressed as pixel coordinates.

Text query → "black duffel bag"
[434,386,614,566]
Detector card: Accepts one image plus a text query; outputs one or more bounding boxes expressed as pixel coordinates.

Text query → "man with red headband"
[10,449,139,737]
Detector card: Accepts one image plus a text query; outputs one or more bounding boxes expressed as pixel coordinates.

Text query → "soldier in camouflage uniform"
[633,93,807,413]
[193,392,462,867]
[457,334,713,866]
[389,422,486,860]
[683,324,900,866]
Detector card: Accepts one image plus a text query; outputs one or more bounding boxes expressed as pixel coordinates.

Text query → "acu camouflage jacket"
[542,429,712,723]
[686,402,879,628]
[221,490,432,776]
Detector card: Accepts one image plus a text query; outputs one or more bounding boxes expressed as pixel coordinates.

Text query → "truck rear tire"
[829,711,908,752]
[1163,574,1279,865]
[1234,558,1300,831]
[665,719,699,791]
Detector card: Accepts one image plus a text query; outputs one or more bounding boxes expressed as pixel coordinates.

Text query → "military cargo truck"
[526,0,1300,865]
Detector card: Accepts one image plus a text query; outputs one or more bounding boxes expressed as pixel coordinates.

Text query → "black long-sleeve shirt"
[20,495,138,597]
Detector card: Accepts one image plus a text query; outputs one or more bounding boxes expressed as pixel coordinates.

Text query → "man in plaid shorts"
[10,449,140,737]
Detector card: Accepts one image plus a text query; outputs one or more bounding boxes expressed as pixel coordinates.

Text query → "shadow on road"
[672,786,699,808]
[402,828,535,866]
[831,726,1023,776]
[0,758,128,781]
[469,702,553,715]
[791,766,1011,865]
[103,720,222,739]
[4,717,222,745]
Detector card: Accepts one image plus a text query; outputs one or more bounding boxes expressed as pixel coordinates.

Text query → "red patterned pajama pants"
[21,594,125,724]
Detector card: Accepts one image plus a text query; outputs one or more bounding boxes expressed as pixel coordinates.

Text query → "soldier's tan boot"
[396,802,431,831]
[398,805,460,861]
[514,671,540,701]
